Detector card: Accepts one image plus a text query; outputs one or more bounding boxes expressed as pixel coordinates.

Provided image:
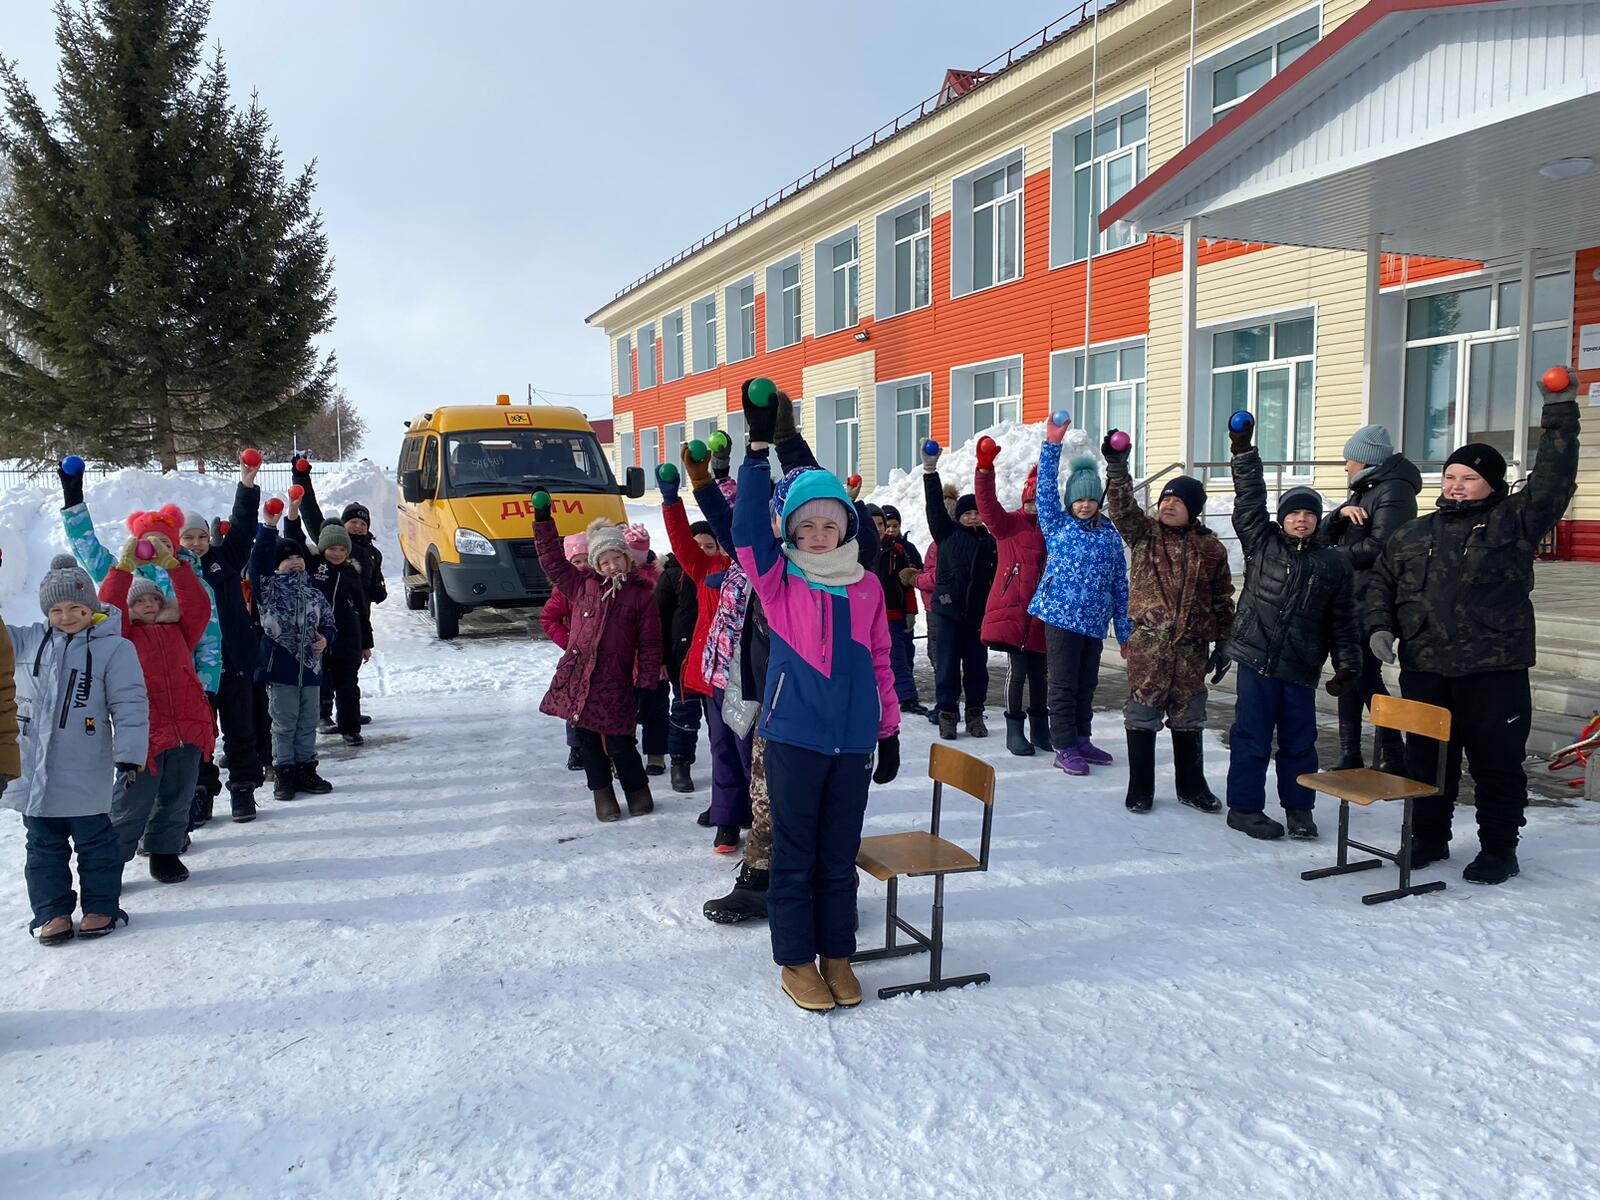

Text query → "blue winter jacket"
[1028,442,1134,644]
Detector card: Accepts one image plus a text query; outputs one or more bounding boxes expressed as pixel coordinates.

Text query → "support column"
[1513,248,1537,479]
[1361,231,1382,425]
[1178,217,1200,472]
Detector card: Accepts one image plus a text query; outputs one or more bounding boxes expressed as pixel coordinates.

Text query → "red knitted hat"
[127,504,184,545]
[1021,465,1039,505]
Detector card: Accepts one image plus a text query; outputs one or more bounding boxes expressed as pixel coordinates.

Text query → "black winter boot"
[965,706,988,738]
[714,825,740,854]
[195,791,214,827]
[1285,809,1319,839]
[938,711,959,741]
[1377,727,1408,776]
[1463,845,1519,885]
[703,862,769,924]
[299,762,334,794]
[1003,712,1034,757]
[1027,709,1053,753]
[1335,717,1365,771]
[566,745,583,772]
[1408,837,1451,869]
[148,853,190,883]
[229,789,257,823]
[670,757,695,794]
[273,768,298,802]
[1125,728,1156,813]
[1227,809,1286,840]
[1171,731,1222,813]
[646,755,667,777]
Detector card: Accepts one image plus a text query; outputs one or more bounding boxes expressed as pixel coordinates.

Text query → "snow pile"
[0,462,395,615]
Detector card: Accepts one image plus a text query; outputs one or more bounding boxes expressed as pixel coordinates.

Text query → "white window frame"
[765,254,803,350]
[949,355,1023,450]
[1049,339,1148,477]
[814,226,860,335]
[1186,5,1322,140]
[1202,310,1317,479]
[636,322,657,390]
[725,277,756,362]
[639,427,660,488]
[691,294,718,373]
[816,390,860,479]
[874,191,932,320]
[615,334,632,397]
[664,421,685,472]
[662,310,685,383]
[951,148,1024,298]
[691,414,720,445]
[1050,89,1148,267]
[872,373,934,485]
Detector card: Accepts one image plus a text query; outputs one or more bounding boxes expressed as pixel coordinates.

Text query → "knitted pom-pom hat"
[127,504,185,546]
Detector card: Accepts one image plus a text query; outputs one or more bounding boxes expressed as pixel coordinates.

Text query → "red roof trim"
[1099,0,1509,232]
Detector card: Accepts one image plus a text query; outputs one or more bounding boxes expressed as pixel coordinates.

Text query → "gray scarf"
[781,542,864,592]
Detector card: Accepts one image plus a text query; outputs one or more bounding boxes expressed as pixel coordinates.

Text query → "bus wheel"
[429,566,461,640]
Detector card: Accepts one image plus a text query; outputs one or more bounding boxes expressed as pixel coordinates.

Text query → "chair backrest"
[929,743,995,806]
[1371,695,1451,742]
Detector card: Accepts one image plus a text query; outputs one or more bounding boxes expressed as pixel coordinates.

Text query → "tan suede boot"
[820,957,863,1007]
[625,786,654,816]
[592,786,622,823]
[781,962,836,1012]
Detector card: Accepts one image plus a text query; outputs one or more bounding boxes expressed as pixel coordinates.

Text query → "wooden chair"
[850,744,996,999]
[1297,695,1451,905]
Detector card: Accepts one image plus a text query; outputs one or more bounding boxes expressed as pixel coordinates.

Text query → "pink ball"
[1108,431,1131,453]
[135,539,156,561]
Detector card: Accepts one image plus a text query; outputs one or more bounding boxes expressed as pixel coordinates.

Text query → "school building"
[586,0,1600,558]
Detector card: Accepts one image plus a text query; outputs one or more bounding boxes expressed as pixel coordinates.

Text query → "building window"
[691,294,718,372]
[636,323,656,390]
[950,356,1022,448]
[725,277,756,362]
[766,255,802,350]
[639,427,660,486]
[691,414,720,444]
[952,151,1023,297]
[1189,7,1321,138]
[820,391,860,478]
[1400,272,1572,469]
[1050,92,1148,266]
[619,431,634,473]
[875,192,931,318]
[1050,341,1147,476]
[815,227,859,335]
[662,311,685,382]
[1209,316,1316,474]
[664,421,685,471]
[615,334,632,397]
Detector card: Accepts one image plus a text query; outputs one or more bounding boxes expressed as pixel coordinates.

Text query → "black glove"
[872,733,900,785]
[1101,430,1130,468]
[1207,646,1231,684]
[741,378,779,444]
[1228,412,1255,457]
[291,454,313,486]
[530,489,554,522]
[708,431,732,480]
[1324,667,1358,697]
[115,762,143,775]
[773,390,799,444]
[58,465,85,509]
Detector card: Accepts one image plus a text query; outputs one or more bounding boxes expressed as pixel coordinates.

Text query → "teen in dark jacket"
[655,550,703,792]
[1320,425,1422,772]
[1223,428,1360,841]
[286,511,373,747]
[873,505,924,714]
[922,443,998,741]
[1365,369,1581,885]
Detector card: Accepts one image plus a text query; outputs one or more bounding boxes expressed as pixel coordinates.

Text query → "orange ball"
[288,484,305,501]
[1542,366,1573,394]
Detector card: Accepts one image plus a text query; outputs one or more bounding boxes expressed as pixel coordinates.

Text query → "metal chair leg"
[851,876,926,963]
[1303,801,1382,880]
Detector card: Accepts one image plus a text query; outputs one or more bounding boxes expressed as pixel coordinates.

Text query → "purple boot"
[1076,737,1114,766]
[1054,747,1089,776]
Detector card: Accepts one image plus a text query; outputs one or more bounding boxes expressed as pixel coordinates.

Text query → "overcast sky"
[3,0,1075,465]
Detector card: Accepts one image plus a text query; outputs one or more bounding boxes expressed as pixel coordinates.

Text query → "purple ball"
[1108,431,1131,453]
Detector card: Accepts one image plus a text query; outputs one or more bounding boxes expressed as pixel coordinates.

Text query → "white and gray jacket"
[3,610,149,819]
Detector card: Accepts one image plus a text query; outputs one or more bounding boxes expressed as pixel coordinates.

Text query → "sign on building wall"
[1578,322,1600,371]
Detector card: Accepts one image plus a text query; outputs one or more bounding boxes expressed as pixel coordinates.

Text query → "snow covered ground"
[3,470,1600,1199]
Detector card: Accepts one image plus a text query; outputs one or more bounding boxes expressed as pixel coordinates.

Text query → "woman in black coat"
[1320,424,1420,772]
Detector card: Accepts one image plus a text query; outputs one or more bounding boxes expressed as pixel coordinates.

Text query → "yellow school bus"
[396,396,644,639]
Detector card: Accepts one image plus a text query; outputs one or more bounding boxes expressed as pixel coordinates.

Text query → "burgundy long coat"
[974,467,1048,655]
[535,518,662,736]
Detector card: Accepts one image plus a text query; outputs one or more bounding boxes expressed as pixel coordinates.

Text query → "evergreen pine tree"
[0,0,336,469]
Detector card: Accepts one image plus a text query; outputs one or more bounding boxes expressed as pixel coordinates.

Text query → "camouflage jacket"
[1106,462,1235,644]
[1365,400,1579,677]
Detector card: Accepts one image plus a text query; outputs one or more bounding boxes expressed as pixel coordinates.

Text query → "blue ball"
[1051,409,1071,427]
[922,439,940,456]
[1228,411,1254,433]
[61,454,85,476]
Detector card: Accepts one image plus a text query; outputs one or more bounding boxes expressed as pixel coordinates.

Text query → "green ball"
[658,463,679,484]
[748,378,776,407]
[530,490,551,511]
[687,439,709,463]
[708,430,731,454]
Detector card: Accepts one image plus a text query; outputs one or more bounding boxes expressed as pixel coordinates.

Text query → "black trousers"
[320,651,363,735]
[253,680,273,770]
[575,727,648,794]
[1336,643,1392,730]
[637,680,670,757]
[215,665,263,792]
[1005,649,1047,714]
[933,613,988,713]
[1399,668,1531,852]
[1045,626,1104,745]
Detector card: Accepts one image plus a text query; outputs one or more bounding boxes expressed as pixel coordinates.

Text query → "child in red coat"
[541,532,589,772]
[101,537,216,883]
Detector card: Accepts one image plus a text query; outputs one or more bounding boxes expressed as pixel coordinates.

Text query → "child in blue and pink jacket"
[733,384,900,1013]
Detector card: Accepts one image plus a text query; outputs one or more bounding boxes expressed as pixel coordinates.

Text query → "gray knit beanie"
[585,519,629,567]
[38,554,102,615]
[1065,455,1104,506]
[181,510,209,536]
[1343,424,1393,466]
[127,576,166,608]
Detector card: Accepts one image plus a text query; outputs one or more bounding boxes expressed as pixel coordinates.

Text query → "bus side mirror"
[623,466,646,499]
[401,469,424,504]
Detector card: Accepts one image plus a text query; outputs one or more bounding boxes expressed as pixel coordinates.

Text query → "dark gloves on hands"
[1101,430,1130,468]
[873,733,900,785]
[530,489,554,522]
[741,378,779,444]
[1324,667,1358,697]
[656,463,681,505]
[1207,646,1232,684]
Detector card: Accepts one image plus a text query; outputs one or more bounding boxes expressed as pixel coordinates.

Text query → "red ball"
[264,497,285,516]
[1542,366,1573,394]
[239,448,262,468]
[288,484,305,502]
[847,474,862,489]
[294,457,311,473]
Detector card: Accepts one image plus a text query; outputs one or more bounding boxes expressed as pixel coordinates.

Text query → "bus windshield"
[445,429,614,495]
